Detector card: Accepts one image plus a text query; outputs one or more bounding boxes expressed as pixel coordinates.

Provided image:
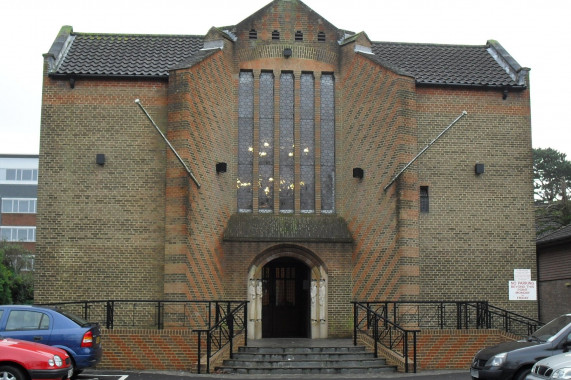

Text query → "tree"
[534,148,571,235]
[533,148,571,203]
[0,242,34,304]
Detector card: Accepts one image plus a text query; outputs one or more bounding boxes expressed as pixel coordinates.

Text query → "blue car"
[0,305,102,377]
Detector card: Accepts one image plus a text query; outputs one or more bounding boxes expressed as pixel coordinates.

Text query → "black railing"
[353,302,419,373]
[193,301,248,374]
[38,300,247,331]
[362,301,542,337]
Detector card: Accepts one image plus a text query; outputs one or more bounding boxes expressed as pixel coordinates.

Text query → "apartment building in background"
[0,154,38,270]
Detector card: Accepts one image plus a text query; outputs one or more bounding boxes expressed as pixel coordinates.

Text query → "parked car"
[470,314,571,380]
[526,352,571,379]
[0,336,72,380]
[0,305,102,376]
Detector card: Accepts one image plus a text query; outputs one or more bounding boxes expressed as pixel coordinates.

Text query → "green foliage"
[534,148,571,235]
[0,242,34,304]
[533,148,571,203]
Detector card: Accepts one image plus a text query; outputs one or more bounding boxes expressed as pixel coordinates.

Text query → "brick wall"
[99,329,198,372]
[338,48,420,302]
[416,87,536,317]
[360,329,517,372]
[37,71,168,302]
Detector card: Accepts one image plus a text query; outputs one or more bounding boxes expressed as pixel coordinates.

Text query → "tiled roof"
[537,224,571,246]
[52,32,204,78]
[370,41,524,88]
[48,28,526,89]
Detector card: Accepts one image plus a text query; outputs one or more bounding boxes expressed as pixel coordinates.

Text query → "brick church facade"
[38,0,536,338]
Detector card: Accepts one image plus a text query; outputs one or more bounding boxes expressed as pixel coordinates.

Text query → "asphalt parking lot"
[79,369,471,380]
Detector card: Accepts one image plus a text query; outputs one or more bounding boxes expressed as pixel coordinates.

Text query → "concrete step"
[231,352,376,361]
[216,343,397,375]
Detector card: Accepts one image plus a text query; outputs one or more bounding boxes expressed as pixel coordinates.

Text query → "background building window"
[420,186,429,213]
[0,227,36,242]
[318,31,326,42]
[295,31,303,41]
[1,198,37,214]
[272,30,280,40]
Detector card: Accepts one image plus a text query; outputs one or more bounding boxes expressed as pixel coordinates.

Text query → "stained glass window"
[300,73,315,213]
[238,71,254,212]
[320,74,335,213]
[259,72,274,212]
[280,73,295,213]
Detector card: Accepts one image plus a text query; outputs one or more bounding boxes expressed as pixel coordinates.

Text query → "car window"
[533,315,571,342]
[0,310,3,319]
[5,310,50,331]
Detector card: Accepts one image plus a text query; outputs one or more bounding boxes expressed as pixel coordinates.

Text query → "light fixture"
[96,154,105,166]
[475,163,485,175]
[283,48,292,58]
[353,167,364,179]
[216,162,227,173]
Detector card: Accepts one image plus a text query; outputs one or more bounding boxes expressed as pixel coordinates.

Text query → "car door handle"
[34,336,43,341]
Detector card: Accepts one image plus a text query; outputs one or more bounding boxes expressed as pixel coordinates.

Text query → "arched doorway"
[247,245,328,340]
[261,257,310,338]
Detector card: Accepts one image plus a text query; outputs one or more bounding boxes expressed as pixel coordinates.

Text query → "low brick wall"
[360,329,518,372]
[98,329,199,372]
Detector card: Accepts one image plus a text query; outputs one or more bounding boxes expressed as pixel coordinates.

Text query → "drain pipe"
[384,111,467,191]
[135,99,201,189]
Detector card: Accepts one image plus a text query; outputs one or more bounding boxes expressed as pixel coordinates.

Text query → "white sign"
[509,281,537,301]
[514,269,531,282]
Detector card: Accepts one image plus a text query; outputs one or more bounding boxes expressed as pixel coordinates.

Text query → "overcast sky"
[1,0,569,158]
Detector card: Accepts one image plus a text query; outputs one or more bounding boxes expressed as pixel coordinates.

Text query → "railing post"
[373,313,379,358]
[244,302,248,347]
[206,330,211,374]
[353,303,358,346]
[197,331,202,374]
[413,330,418,373]
[106,301,114,330]
[156,301,164,330]
[456,302,462,329]
[404,331,409,373]
[228,303,234,359]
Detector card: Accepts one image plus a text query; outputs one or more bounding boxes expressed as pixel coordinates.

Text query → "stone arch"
[247,244,328,339]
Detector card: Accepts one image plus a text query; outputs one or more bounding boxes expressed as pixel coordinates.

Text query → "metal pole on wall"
[134,99,201,189]
[384,111,467,191]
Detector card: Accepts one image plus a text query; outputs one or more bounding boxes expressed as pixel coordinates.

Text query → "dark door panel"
[262,258,309,338]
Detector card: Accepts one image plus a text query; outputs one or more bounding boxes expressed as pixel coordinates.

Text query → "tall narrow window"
[320,74,335,213]
[249,29,258,40]
[318,31,326,42]
[279,72,295,213]
[238,71,254,212]
[420,186,429,213]
[259,72,274,212]
[300,73,315,213]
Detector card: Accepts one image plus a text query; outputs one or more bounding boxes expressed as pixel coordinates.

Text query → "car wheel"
[0,365,26,380]
[514,367,532,380]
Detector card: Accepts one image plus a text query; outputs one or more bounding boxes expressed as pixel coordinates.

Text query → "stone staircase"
[215,338,397,375]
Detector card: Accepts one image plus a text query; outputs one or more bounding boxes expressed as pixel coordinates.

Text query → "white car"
[527,352,571,380]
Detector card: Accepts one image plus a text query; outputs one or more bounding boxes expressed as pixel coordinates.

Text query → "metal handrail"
[38,300,247,330]
[193,301,248,374]
[358,301,542,337]
[353,302,419,373]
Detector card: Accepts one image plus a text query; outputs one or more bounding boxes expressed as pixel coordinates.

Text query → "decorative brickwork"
[37,0,537,344]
